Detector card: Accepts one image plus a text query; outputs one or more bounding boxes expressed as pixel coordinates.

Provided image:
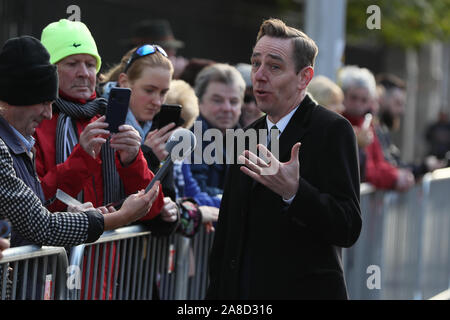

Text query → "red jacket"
[34,112,164,219]
[344,113,398,189]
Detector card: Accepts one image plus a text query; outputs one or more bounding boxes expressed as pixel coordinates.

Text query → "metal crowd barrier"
[2,168,449,300]
[0,245,68,300]
[344,168,450,300]
[429,289,450,300]
[419,170,450,299]
[68,225,181,300]
[187,227,215,300]
[0,226,209,300]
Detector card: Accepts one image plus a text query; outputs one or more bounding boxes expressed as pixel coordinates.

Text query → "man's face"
[6,102,53,137]
[199,81,242,132]
[343,86,372,117]
[56,54,97,100]
[250,36,307,122]
[384,88,406,118]
[380,87,406,130]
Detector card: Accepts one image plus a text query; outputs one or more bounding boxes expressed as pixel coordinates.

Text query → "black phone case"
[157,104,182,129]
[105,87,131,133]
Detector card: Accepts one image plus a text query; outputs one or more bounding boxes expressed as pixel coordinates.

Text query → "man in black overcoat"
[206,18,362,300]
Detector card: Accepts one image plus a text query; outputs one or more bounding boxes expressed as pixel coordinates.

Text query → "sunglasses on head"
[124,44,168,73]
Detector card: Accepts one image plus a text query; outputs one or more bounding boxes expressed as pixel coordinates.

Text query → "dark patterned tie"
[267,125,279,151]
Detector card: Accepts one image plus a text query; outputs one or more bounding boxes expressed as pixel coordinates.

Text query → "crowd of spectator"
[1,16,449,300]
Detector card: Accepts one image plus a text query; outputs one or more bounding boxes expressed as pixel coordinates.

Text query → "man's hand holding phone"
[79,115,110,159]
[110,124,142,166]
[144,122,176,161]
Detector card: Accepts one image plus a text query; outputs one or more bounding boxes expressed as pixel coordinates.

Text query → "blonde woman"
[102,47,218,234]
[307,75,345,115]
[102,44,179,226]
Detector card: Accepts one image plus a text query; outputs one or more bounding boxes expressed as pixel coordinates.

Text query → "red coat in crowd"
[34,111,164,299]
[345,113,398,189]
[34,112,164,217]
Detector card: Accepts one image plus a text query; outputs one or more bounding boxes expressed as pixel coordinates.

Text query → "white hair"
[338,65,376,98]
[235,63,252,88]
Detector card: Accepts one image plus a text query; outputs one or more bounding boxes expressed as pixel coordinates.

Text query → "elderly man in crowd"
[30,20,165,246]
[340,66,415,191]
[190,63,246,197]
[0,35,159,249]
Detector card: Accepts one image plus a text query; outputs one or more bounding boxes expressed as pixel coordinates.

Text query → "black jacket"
[0,116,103,248]
[206,95,362,300]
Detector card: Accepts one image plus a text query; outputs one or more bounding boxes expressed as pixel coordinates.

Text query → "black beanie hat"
[0,35,58,106]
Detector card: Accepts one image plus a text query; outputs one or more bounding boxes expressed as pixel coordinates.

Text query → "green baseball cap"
[41,19,102,72]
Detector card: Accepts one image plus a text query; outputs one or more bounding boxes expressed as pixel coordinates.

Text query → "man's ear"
[118,72,129,88]
[298,66,314,90]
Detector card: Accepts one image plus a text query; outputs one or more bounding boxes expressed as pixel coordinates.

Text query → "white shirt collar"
[266,105,300,137]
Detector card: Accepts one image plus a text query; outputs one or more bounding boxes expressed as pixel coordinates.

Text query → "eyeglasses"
[124,44,168,73]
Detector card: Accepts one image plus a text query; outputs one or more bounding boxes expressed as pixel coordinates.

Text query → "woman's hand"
[199,206,219,233]
[160,197,179,223]
[143,123,176,161]
[199,206,219,223]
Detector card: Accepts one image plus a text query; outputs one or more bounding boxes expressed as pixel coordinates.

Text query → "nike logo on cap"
[73,43,81,48]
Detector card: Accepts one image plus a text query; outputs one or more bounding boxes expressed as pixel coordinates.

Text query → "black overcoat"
[206,95,362,300]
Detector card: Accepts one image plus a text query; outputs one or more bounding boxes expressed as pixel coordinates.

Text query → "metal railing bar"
[83,246,92,300]
[40,256,48,299]
[20,259,28,300]
[105,242,114,300]
[98,244,107,300]
[124,238,134,299]
[30,258,38,299]
[112,239,122,300]
[130,238,139,300]
[11,261,18,299]
[90,244,100,299]
[118,239,127,300]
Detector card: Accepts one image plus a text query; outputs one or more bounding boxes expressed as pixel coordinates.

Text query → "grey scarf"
[54,97,125,205]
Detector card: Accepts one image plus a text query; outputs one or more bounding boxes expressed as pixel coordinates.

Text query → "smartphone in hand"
[105,87,131,133]
[156,104,182,129]
[362,113,373,130]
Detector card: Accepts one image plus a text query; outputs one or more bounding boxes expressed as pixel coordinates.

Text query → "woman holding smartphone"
[101,45,179,228]
[101,45,219,235]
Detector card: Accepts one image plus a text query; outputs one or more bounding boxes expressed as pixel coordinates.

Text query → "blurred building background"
[1,0,449,164]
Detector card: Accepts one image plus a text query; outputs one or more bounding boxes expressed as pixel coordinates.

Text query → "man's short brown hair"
[256,18,318,73]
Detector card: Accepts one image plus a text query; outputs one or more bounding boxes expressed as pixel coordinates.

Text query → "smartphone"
[157,104,182,129]
[105,87,131,133]
[362,113,373,130]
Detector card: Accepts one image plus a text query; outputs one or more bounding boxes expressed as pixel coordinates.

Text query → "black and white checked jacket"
[0,138,104,246]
